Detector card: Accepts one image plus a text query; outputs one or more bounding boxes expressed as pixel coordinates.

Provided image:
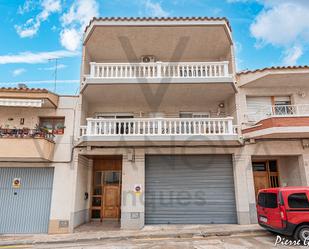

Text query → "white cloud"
[250,0,309,65]
[0,50,78,64]
[12,68,26,77]
[60,28,81,51]
[143,0,169,17]
[234,41,244,70]
[38,64,67,71]
[17,0,37,14]
[59,0,99,51]
[283,46,303,66]
[15,0,61,38]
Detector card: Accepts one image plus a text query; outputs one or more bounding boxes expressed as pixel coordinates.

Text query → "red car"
[257,187,309,242]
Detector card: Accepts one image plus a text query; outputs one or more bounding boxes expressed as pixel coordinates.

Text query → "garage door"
[0,168,54,233]
[145,155,237,224]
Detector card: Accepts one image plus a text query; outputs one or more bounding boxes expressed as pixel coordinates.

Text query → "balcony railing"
[80,117,236,138]
[87,61,230,79]
[247,104,309,122]
[0,128,54,142]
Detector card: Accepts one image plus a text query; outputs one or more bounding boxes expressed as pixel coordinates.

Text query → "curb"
[0,228,267,246]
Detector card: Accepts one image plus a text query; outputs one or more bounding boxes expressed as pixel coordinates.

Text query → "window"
[104,171,121,184]
[39,117,65,135]
[258,193,278,208]
[274,96,292,115]
[96,113,134,119]
[269,160,278,172]
[274,96,291,106]
[253,162,266,171]
[288,193,309,208]
[179,112,210,118]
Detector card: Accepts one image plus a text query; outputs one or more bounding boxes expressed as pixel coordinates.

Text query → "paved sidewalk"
[0,224,266,246]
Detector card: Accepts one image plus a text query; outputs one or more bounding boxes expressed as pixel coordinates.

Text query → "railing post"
[157,61,162,78]
[86,119,91,136]
[224,62,229,77]
[227,119,233,134]
[158,119,162,135]
[90,62,95,78]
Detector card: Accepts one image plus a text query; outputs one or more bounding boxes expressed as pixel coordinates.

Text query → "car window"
[288,193,309,208]
[258,192,278,208]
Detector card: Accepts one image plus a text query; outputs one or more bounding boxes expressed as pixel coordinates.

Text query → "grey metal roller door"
[0,167,54,234]
[145,155,237,224]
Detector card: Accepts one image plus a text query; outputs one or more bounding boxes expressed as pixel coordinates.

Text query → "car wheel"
[294,225,309,242]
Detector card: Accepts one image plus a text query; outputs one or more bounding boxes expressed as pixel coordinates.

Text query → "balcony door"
[95,113,134,135]
[252,160,280,198]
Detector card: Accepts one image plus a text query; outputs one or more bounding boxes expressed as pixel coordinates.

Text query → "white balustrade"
[81,117,235,137]
[247,104,309,122]
[88,61,230,79]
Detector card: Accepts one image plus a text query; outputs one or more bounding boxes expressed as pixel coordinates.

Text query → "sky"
[0,0,309,94]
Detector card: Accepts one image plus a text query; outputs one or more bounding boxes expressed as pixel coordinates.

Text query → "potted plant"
[55,123,65,135]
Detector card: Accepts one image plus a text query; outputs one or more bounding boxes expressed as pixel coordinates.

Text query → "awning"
[0,98,44,107]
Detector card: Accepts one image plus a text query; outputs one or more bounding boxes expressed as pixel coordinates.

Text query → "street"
[16,233,303,249]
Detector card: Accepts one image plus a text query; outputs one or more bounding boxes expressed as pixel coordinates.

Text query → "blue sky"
[0,0,309,94]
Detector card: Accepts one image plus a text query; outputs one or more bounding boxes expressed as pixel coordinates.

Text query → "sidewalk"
[0,224,266,246]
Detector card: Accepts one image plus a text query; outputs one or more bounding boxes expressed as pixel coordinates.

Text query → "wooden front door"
[103,185,120,218]
[253,160,280,198]
[90,157,122,221]
[253,171,269,196]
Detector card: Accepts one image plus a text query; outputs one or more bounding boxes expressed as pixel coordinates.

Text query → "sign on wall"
[12,178,21,188]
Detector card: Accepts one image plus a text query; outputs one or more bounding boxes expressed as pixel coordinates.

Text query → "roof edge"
[84,16,232,33]
[237,65,309,76]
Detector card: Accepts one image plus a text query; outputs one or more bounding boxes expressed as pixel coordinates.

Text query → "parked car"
[257,187,309,242]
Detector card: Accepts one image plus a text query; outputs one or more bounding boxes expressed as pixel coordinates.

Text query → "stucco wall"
[121,149,145,229]
[278,156,302,186]
[49,162,75,233]
[86,100,230,119]
[72,155,92,228]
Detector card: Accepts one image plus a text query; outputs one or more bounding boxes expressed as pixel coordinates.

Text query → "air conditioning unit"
[141,55,156,63]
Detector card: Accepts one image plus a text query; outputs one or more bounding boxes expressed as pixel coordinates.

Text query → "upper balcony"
[83,61,232,85]
[81,17,235,89]
[243,104,309,139]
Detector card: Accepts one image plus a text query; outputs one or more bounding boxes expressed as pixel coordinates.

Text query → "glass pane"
[92,197,102,207]
[258,193,278,208]
[104,171,120,184]
[269,161,277,172]
[93,186,102,195]
[40,120,53,130]
[288,193,309,208]
[94,172,102,185]
[91,210,101,219]
[253,162,266,171]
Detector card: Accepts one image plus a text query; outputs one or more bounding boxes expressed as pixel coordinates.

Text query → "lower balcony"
[0,129,55,161]
[79,117,239,146]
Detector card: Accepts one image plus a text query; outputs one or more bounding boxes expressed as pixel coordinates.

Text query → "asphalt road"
[11,233,304,249]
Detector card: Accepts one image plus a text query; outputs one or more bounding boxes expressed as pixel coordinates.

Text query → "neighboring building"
[0,87,78,234]
[1,17,309,235]
[237,66,309,196]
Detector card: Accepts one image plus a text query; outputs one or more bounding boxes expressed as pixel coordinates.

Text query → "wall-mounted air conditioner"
[141,55,156,63]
